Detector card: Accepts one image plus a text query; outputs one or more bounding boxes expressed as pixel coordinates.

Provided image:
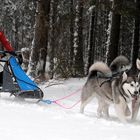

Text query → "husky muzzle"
[128,90,139,100]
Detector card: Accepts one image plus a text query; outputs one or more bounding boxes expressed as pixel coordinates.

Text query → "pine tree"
[48,0,59,79]
[106,0,122,65]
[86,0,96,73]
[130,0,140,73]
[73,0,84,77]
[27,0,50,77]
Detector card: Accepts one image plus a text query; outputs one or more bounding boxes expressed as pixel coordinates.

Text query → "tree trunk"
[131,0,140,73]
[106,0,121,65]
[87,3,96,73]
[73,0,84,77]
[69,0,74,75]
[27,0,50,77]
[14,16,19,50]
[48,0,58,79]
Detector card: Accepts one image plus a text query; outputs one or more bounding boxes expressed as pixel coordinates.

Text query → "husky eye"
[130,84,134,87]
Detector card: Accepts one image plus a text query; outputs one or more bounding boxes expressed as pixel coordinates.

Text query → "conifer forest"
[0,0,140,79]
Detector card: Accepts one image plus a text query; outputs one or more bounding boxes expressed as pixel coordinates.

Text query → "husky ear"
[136,59,140,70]
[122,72,127,83]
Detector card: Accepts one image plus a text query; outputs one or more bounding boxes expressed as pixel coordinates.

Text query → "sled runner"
[0,51,44,100]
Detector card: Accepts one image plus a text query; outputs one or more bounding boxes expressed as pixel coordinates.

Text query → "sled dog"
[130,59,140,121]
[80,56,140,122]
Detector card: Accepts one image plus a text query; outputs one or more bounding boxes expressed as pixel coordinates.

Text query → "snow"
[88,5,96,14]
[0,78,140,140]
[21,47,30,52]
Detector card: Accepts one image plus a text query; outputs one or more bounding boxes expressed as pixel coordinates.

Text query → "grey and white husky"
[131,59,140,121]
[80,56,140,122]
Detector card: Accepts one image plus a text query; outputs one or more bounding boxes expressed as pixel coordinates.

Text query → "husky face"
[122,81,140,100]
[121,71,140,100]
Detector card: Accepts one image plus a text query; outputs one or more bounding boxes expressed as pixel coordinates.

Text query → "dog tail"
[110,55,130,73]
[89,61,112,78]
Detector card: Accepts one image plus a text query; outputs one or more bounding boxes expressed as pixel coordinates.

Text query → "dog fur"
[80,56,140,123]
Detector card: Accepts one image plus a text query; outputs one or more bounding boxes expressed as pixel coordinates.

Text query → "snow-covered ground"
[0,78,140,140]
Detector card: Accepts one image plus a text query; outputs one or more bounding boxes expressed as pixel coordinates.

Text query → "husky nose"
[134,91,138,95]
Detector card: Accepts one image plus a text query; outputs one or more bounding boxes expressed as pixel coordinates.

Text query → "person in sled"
[0,31,43,100]
[0,31,14,85]
[0,31,18,86]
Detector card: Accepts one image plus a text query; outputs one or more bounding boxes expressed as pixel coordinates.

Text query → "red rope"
[54,88,82,102]
[52,88,82,109]
[53,99,81,109]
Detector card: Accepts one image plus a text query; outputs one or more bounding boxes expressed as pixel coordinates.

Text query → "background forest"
[0,0,140,80]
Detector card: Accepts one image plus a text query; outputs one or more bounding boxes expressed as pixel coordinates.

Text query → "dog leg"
[96,99,110,118]
[131,100,140,121]
[97,99,104,117]
[103,103,109,118]
[114,96,127,123]
[125,105,131,116]
[97,100,109,118]
[80,95,94,113]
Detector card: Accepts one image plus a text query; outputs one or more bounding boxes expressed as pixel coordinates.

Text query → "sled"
[0,51,44,101]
